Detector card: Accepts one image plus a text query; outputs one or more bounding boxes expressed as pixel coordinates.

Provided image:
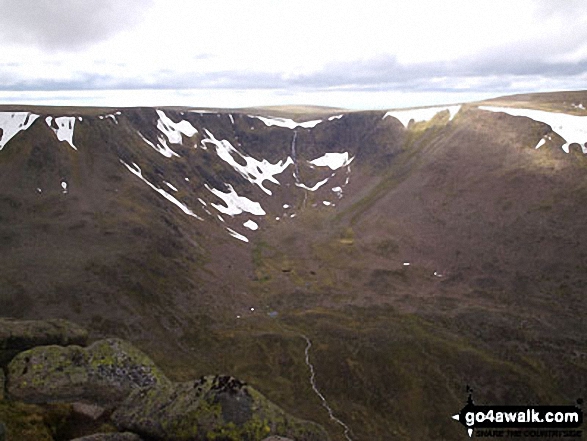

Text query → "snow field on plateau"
[478,106,587,153]
[0,112,39,149]
[383,105,461,127]
[252,115,323,129]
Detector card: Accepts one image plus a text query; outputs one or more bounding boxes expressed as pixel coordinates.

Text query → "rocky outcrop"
[0,318,88,352]
[7,339,170,405]
[112,375,329,441]
[1,319,329,440]
[70,433,143,441]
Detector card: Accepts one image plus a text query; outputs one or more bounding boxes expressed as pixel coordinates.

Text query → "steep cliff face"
[1,92,586,440]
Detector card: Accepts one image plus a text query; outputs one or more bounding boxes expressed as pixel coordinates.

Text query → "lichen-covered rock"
[69,432,143,441]
[7,339,170,405]
[112,375,329,441]
[0,318,88,352]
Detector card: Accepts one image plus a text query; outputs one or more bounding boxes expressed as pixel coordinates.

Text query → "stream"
[302,334,354,441]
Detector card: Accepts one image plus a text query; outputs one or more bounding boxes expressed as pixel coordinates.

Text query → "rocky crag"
[0,318,322,441]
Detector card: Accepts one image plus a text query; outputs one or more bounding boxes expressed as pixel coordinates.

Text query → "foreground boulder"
[7,339,170,405]
[112,375,329,441]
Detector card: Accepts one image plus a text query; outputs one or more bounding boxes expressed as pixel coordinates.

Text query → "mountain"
[1,90,586,440]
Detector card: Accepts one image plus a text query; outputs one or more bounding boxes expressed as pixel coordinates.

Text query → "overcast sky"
[1,0,586,109]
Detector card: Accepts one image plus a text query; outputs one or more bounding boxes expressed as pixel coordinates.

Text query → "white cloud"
[0,0,586,108]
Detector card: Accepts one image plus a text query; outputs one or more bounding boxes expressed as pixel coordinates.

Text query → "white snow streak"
[309,152,354,170]
[202,129,293,195]
[252,115,323,129]
[384,105,461,127]
[120,160,201,219]
[478,106,587,154]
[45,116,77,150]
[164,181,178,192]
[226,227,249,242]
[328,114,344,121]
[0,112,39,149]
[206,183,266,216]
[295,177,330,192]
[243,219,259,231]
[137,131,179,158]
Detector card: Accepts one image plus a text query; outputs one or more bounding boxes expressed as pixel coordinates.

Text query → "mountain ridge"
[1,90,586,440]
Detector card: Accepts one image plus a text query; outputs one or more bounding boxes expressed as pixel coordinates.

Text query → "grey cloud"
[0,0,154,50]
[3,41,587,95]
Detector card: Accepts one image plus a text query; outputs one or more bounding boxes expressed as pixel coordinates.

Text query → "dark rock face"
[0,318,88,351]
[0,369,4,401]
[7,338,170,405]
[112,375,329,441]
[0,318,88,369]
[69,432,143,441]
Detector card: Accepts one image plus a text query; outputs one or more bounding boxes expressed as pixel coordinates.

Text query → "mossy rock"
[112,375,329,441]
[70,432,144,441]
[7,339,170,405]
[0,400,71,441]
[0,318,88,353]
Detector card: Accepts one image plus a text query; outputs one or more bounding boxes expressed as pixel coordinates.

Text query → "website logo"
[452,387,583,438]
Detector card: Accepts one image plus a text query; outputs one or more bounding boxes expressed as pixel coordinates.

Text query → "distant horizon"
[0,87,579,111]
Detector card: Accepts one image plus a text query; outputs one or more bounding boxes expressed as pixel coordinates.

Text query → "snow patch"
[283,204,290,209]
[252,115,323,129]
[535,138,547,149]
[479,106,587,154]
[309,152,354,170]
[243,220,259,231]
[384,105,461,127]
[0,112,39,149]
[227,227,249,243]
[61,181,68,194]
[156,109,198,144]
[332,186,343,198]
[202,129,293,195]
[206,183,266,216]
[328,114,344,121]
[120,160,201,219]
[322,201,332,206]
[137,131,179,158]
[46,116,77,150]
